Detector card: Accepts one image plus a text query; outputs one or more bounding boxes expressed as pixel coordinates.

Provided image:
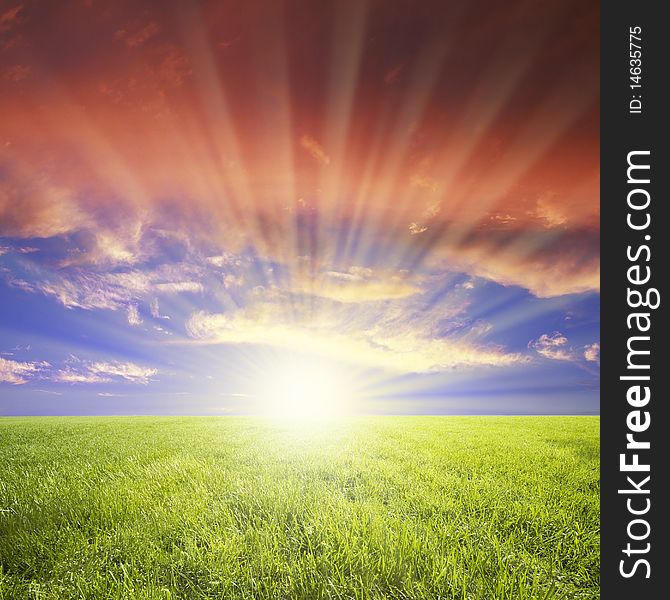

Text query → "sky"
[0,0,599,415]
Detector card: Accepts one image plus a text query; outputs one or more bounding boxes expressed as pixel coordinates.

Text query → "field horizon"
[0,416,599,599]
[0,413,600,418]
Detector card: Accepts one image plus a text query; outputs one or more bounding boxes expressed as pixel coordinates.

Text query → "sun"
[255,355,356,420]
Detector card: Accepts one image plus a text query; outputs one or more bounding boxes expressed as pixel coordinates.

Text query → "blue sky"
[0,233,599,415]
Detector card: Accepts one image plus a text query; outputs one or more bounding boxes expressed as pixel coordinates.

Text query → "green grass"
[0,416,599,599]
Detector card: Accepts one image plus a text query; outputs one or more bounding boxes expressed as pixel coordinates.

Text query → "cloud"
[295,267,420,303]
[218,34,242,50]
[223,274,245,289]
[409,175,439,192]
[86,228,144,265]
[115,22,160,48]
[428,227,599,298]
[0,0,600,390]
[53,370,110,384]
[299,135,330,166]
[0,0,598,308]
[0,353,158,386]
[4,64,31,82]
[409,222,428,235]
[207,254,243,268]
[0,172,90,239]
[54,358,157,385]
[88,361,157,383]
[150,298,169,319]
[489,214,517,225]
[528,332,573,361]
[16,274,141,311]
[537,332,568,347]
[152,44,191,87]
[127,304,142,326]
[0,357,49,385]
[153,281,203,293]
[584,342,600,363]
[186,305,527,375]
[0,245,38,256]
[384,63,404,84]
[535,193,568,228]
[0,5,22,34]
[7,262,205,311]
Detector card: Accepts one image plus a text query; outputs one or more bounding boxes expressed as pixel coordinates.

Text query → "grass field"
[0,416,599,599]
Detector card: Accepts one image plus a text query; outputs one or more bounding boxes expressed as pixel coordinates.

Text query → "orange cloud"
[4,64,30,81]
[115,21,160,48]
[384,63,404,84]
[0,5,22,34]
[299,135,330,166]
[0,0,599,299]
[422,226,599,297]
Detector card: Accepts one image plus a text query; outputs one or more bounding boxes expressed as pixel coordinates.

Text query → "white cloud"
[223,274,245,289]
[294,267,420,303]
[183,274,481,375]
[207,253,243,268]
[538,332,568,347]
[54,370,110,384]
[16,272,146,311]
[0,353,159,386]
[0,357,49,385]
[584,342,600,363]
[150,298,169,319]
[88,361,157,383]
[8,262,204,312]
[90,228,143,265]
[0,245,39,256]
[409,222,428,235]
[127,304,142,326]
[528,332,572,361]
[154,281,203,293]
[186,304,527,374]
[54,358,157,385]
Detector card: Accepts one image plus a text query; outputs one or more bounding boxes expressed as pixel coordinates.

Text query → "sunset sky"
[0,0,599,415]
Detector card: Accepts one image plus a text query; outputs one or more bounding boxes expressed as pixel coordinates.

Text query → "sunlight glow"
[256,355,356,420]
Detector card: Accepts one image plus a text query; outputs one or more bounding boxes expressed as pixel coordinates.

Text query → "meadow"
[0,417,599,599]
